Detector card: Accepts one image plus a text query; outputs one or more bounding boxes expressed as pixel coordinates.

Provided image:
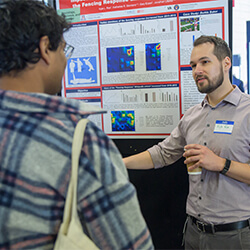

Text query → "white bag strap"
[71,119,89,219]
[55,118,99,250]
[62,119,89,231]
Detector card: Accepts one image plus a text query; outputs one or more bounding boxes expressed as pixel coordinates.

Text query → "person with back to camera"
[0,0,154,249]
[124,35,250,250]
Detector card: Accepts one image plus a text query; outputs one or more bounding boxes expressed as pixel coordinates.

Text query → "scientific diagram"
[145,43,161,71]
[111,110,135,132]
[67,56,97,85]
[107,46,135,73]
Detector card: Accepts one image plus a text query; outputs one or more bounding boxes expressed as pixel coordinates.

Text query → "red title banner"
[58,0,216,15]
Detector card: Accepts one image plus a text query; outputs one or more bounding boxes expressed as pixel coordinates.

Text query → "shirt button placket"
[204,124,210,146]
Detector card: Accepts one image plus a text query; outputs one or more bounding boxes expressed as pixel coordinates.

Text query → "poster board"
[56,0,231,140]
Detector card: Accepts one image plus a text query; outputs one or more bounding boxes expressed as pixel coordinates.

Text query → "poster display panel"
[56,0,230,138]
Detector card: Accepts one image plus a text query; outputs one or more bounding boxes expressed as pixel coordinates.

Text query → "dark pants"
[184,217,250,250]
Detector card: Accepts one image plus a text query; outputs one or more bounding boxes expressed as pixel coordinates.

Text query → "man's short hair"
[0,0,70,76]
[193,35,232,62]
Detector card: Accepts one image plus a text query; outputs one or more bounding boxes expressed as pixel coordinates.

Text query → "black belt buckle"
[196,220,206,232]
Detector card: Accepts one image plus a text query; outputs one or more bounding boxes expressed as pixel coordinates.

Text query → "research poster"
[56,0,230,138]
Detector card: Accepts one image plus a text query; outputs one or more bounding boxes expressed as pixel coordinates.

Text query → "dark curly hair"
[0,0,71,76]
[193,35,232,62]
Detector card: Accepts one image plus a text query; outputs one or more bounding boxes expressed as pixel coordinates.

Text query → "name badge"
[214,120,234,134]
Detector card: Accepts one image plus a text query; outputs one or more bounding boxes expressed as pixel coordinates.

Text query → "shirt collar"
[201,85,242,108]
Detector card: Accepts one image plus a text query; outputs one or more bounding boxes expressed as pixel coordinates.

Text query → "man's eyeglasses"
[64,43,74,60]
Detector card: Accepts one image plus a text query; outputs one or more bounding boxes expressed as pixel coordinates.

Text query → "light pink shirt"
[148,86,250,224]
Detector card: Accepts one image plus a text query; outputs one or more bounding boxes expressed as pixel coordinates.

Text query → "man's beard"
[196,66,224,94]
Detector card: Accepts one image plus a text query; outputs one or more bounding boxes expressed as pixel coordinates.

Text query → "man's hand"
[183,144,225,172]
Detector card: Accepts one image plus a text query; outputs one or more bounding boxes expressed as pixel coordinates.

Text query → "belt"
[190,216,250,233]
